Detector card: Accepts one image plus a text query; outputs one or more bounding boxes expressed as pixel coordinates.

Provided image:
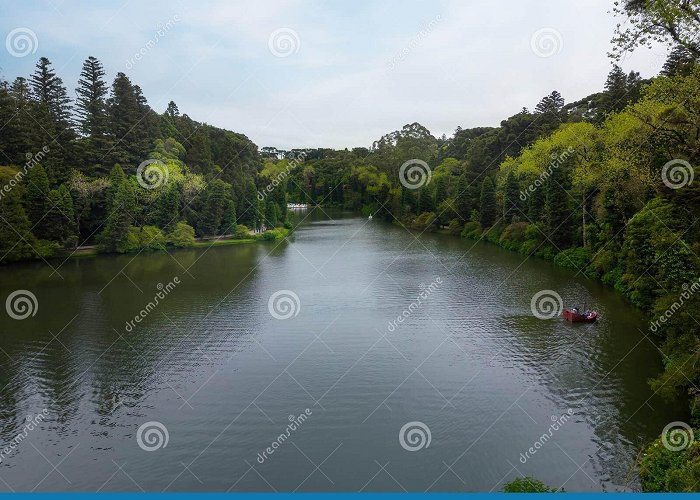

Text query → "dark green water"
[0,209,686,491]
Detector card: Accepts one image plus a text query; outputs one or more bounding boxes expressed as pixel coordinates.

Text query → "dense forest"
[0,56,286,259]
[1,0,700,491]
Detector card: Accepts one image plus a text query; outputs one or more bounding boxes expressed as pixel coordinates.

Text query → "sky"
[0,0,671,150]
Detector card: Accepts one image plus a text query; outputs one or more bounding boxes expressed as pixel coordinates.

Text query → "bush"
[500,222,529,251]
[167,221,195,248]
[502,477,558,492]
[447,218,463,235]
[461,221,482,239]
[118,225,166,253]
[553,247,591,273]
[410,212,437,231]
[233,224,251,239]
[639,428,700,492]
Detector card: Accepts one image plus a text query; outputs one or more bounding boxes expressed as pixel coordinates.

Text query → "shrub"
[118,225,166,253]
[502,477,558,492]
[233,224,251,239]
[500,222,529,251]
[167,221,195,248]
[461,221,482,239]
[553,247,591,273]
[639,428,700,492]
[410,212,437,231]
[447,218,463,235]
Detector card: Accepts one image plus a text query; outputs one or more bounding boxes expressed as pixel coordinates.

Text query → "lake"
[0,209,686,491]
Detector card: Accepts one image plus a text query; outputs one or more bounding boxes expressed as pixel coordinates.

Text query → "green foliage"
[167,221,195,248]
[639,428,700,492]
[553,247,591,274]
[233,224,251,239]
[119,225,166,253]
[479,177,497,227]
[502,477,558,492]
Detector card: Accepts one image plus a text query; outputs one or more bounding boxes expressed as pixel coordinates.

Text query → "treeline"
[0,56,287,261]
[269,51,700,427]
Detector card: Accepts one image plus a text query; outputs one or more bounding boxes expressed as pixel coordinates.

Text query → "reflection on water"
[0,209,687,491]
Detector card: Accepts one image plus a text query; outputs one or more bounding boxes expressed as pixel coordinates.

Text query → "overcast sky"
[1,0,670,150]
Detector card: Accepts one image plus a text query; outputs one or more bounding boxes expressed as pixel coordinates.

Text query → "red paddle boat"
[563,307,598,323]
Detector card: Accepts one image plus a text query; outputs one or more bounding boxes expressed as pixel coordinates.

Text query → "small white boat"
[368,214,373,220]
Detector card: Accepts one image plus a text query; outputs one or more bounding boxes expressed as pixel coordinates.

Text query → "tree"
[418,185,434,214]
[100,178,137,252]
[75,56,108,137]
[479,177,497,227]
[23,163,50,237]
[167,221,195,247]
[0,167,43,263]
[43,185,77,247]
[662,45,700,76]
[198,179,228,236]
[611,0,700,60]
[151,183,180,230]
[544,162,571,248]
[503,171,521,222]
[75,56,111,171]
[30,57,72,125]
[220,197,237,234]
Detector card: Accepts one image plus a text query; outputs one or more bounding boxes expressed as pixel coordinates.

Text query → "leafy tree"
[167,221,195,247]
[611,0,700,60]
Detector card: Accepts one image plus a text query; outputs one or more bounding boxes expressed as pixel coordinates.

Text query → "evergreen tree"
[662,45,699,77]
[528,182,545,222]
[151,183,180,230]
[454,173,472,221]
[220,197,237,234]
[198,179,227,236]
[0,167,40,263]
[418,186,434,214]
[265,200,279,227]
[479,177,497,228]
[24,164,51,238]
[503,171,521,223]
[544,164,571,248]
[107,73,153,166]
[30,57,72,124]
[100,178,137,251]
[75,56,108,137]
[44,185,77,247]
